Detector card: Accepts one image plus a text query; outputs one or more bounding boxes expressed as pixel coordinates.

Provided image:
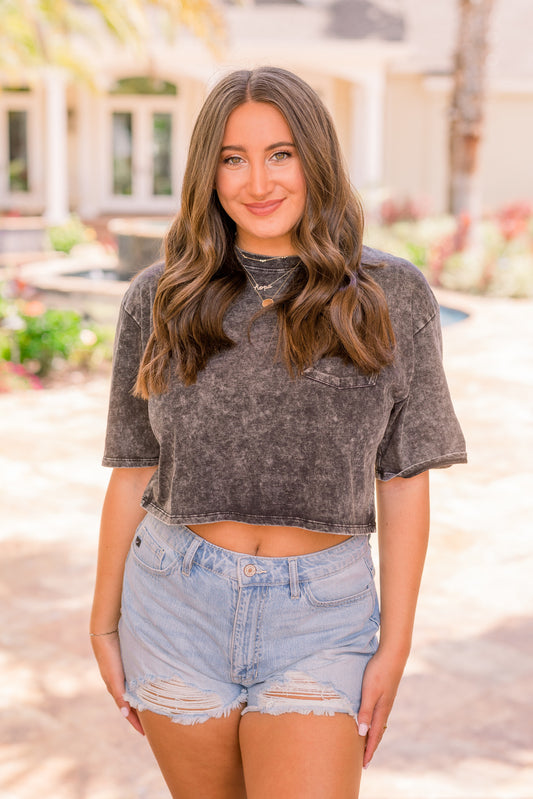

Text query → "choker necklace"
[235,246,295,264]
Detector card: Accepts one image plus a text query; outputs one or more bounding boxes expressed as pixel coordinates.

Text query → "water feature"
[107,218,170,280]
[440,305,469,327]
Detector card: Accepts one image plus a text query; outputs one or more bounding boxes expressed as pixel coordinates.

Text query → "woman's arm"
[358,471,430,768]
[90,465,157,734]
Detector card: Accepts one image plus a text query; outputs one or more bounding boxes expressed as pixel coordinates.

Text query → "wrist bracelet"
[89,629,119,637]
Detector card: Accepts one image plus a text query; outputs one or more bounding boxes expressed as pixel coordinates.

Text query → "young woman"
[91,66,466,799]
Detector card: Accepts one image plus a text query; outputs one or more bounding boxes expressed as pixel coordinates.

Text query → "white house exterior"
[1,0,532,223]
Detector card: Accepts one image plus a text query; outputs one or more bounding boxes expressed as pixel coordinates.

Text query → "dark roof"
[238,0,533,83]
[323,0,533,82]
[326,0,405,41]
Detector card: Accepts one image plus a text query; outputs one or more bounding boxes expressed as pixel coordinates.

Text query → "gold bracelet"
[89,629,119,637]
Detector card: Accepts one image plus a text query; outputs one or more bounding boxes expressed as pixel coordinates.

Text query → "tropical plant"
[0,0,225,79]
[448,0,494,217]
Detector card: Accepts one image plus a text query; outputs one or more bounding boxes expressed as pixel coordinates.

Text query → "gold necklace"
[235,248,299,307]
[241,264,296,307]
[235,246,295,264]
[240,265,295,292]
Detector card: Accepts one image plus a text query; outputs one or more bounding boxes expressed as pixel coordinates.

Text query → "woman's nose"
[248,163,271,197]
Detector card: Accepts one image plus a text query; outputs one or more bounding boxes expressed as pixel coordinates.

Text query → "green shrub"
[0,288,113,378]
[17,309,82,372]
[47,215,95,254]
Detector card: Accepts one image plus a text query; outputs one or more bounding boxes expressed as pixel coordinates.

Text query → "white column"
[44,68,69,225]
[76,88,100,219]
[424,77,452,215]
[349,71,385,210]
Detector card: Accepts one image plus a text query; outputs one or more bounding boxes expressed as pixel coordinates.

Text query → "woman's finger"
[363,712,390,768]
[116,701,145,735]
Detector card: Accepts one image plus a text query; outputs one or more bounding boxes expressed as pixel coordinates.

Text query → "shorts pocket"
[130,522,180,575]
[303,559,374,609]
[362,552,376,579]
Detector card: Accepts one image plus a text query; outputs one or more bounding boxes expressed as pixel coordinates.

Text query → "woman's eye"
[223,155,244,166]
[271,151,291,162]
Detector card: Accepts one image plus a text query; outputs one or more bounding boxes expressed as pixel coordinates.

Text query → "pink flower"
[23,300,46,317]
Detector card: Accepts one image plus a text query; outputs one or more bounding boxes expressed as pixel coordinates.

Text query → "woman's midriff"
[187,520,352,557]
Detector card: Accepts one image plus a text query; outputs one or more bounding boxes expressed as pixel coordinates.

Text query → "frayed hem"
[123,684,247,726]
[242,704,357,720]
[242,670,358,720]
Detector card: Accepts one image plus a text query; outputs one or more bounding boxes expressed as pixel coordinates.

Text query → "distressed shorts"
[119,514,380,725]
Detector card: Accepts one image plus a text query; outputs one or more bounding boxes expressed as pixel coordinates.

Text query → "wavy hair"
[135,66,395,396]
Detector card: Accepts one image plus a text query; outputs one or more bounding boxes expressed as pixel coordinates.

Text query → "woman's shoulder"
[361,245,429,287]
[121,261,165,322]
[360,245,438,330]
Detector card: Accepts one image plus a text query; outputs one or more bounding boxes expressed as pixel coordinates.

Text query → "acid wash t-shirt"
[102,246,467,535]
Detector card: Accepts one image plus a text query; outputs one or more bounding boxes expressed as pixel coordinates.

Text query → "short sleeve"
[102,296,160,468]
[375,301,467,481]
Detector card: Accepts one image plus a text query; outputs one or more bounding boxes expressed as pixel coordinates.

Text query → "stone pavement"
[1,289,532,799]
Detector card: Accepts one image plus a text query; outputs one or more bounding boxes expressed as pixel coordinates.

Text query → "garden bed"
[366,201,533,298]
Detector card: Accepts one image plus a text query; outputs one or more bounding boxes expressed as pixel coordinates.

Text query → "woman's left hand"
[356,647,406,769]
[360,472,430,768]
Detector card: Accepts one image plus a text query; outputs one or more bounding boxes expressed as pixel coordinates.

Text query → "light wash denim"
[119,514,380,725]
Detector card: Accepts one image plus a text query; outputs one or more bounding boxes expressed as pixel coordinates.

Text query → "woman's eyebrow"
[220,141,296,153]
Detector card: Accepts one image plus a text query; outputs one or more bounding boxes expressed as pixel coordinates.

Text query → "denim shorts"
[119,514,380,725]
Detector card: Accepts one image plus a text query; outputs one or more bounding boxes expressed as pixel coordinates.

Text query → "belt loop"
[288,558,300,599]
[182,537,201,576]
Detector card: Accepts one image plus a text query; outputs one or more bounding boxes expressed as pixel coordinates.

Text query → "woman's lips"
[244,199,284,216]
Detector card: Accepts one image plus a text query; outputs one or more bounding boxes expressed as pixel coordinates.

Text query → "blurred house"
[1,0,531,223]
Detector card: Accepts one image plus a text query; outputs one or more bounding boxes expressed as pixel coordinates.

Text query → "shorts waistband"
[142,513,370,586]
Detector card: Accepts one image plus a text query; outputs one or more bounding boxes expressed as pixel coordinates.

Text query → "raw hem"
[141,500,376,536]
[241,705,357,721]
[242,704,356,720]
[123,687,247,726]
[242,671,358,720]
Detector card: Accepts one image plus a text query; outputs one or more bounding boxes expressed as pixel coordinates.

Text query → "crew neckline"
[235,247,301,271]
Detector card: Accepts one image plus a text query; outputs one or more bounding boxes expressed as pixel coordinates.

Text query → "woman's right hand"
[91,468,158,736]
[91,632,145,735]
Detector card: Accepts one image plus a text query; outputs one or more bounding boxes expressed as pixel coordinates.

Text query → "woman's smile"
[244,199,285,215]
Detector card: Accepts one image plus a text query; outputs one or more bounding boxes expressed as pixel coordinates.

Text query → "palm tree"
[448,0,495,218]
[0,0,225,222]
[0,0,225,79]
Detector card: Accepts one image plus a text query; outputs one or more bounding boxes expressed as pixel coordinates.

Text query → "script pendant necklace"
[235,247,300,307]
[241,264,297,307]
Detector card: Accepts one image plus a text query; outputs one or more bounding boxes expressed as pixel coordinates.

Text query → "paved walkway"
[1,289,532,799]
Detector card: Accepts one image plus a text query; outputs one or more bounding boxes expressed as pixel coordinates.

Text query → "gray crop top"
[102,246,467,535]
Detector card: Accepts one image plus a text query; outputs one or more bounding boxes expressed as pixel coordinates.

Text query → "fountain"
[107,217,171,280]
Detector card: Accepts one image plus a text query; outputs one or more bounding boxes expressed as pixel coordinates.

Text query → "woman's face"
[215,101,307,255]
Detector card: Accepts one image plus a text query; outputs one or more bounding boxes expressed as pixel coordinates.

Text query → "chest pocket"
[303,358,378,389]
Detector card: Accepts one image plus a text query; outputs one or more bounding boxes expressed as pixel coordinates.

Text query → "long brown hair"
[135,66,395,396]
